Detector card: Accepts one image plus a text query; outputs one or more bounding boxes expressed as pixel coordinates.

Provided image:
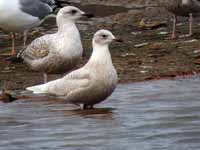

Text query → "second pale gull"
[18,6,93,83]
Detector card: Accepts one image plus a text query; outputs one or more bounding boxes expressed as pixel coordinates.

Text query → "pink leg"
[189,13,193,36]
[172,14,177,39]
[0,32,16,56]
[11,32,16,55]
[179,13,193,38]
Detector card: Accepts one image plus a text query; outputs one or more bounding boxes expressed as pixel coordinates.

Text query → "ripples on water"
[0,76,200,150]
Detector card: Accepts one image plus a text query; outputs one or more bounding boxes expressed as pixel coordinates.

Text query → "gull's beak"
[114,38,123,43]
[82,12,94,18]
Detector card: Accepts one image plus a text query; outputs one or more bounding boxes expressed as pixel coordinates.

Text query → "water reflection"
[1,76,200,150]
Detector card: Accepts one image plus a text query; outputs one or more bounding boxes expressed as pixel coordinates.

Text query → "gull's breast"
[67,64,118,105]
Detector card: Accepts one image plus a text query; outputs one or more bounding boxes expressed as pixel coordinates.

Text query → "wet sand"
[1,1,200,90]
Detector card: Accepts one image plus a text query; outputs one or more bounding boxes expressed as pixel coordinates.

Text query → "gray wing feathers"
[47,70,91,96]
[20,0,54,19]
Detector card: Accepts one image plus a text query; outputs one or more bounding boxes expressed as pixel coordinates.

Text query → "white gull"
[18,6,93,83]
[26,29,122,109]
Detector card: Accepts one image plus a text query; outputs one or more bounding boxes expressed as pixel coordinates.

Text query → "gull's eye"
[102,34,107,38]
[71,10,77,14]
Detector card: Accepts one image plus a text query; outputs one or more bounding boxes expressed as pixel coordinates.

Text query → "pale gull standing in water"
[18,6,93,83]
[26,30,122,109]
[0,0,70,56]
[159,0,200,38]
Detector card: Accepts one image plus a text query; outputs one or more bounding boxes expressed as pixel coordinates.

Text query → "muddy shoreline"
[1,0,200,90]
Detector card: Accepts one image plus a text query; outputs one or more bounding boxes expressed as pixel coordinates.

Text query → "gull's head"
[93,30,122,46]
[57,6,93,22]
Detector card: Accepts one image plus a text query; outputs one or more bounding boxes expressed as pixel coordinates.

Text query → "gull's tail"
[26,84,49,94]
[17,48,26,59]
[5,48,25,63]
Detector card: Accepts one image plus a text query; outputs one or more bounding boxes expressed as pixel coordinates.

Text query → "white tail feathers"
[26,84,48,94]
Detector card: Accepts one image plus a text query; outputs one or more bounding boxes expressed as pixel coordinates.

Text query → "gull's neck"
[57,19,78,34]
[56,19,82,56]
[88,42,113,65]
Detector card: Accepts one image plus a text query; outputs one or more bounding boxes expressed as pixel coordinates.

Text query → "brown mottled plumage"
[19,6,92,83]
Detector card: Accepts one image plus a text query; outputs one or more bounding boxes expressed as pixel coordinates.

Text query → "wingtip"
[26,87,33,92]
[26,86,47,94]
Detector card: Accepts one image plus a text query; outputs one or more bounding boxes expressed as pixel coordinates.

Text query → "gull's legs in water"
[81,104,94,110]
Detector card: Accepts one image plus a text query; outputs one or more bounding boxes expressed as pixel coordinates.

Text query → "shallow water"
[1,76,200,150]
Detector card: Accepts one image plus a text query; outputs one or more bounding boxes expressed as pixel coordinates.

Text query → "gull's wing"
[20,0,54,19]
[26,68,92,96]
[21,35,51,61]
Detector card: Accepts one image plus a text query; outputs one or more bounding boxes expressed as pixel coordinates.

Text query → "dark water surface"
[1,76,200,150]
